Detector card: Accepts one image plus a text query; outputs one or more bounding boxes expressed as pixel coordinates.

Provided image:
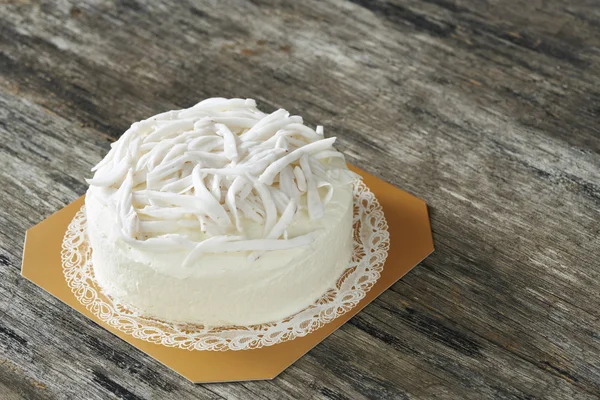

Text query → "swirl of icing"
[87,98,358,264]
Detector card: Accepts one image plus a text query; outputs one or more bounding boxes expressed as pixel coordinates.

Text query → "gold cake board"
[21,165,434,382]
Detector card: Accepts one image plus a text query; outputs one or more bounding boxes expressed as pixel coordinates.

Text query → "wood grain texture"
[1,0,599,398]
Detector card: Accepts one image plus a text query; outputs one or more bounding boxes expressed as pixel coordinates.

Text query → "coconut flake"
[188,135,224,150]
[300,155,324,220]
[86,155,131,187]
[191,165,232,227]
[266,199,296,239]
[183,236,238,267]
[252,179,277,236]
[186,233,316,262]
[293,166,307,192]
[258,137,336,185]
[313,150,345,161]
[144,119,195,143]
[242,116,302,142]
[275,135,288,150]
[160,175,193,193]
[215,123,239,161]
[225,176,247,232]
[308,156,327,178]
[317,180,334,205]
[212,117,258,129]
[210,174,222,202]
[239,109,288,141]
[280,166,300,204]
[238,201,264,223]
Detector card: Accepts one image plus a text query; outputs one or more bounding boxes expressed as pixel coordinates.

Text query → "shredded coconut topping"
[87,98,358,263]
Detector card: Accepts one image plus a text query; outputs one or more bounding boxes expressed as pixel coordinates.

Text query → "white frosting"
[86,98,357,326]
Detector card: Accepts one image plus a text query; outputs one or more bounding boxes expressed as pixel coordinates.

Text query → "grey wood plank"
[0,0,599,398]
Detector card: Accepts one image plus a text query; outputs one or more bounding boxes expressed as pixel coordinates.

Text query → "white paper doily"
[61,181,389,351]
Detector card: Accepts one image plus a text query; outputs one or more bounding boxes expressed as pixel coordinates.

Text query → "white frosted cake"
[85,98,358,326]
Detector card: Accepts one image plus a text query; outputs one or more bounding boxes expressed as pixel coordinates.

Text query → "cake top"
[87,98,357,264]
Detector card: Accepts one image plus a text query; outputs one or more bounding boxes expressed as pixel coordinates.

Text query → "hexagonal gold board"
[21,165,433,382]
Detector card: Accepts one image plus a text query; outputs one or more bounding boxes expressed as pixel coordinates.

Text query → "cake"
[85,98,358,326]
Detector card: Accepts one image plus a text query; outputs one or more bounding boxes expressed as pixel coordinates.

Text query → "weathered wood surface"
[1,0,599,398]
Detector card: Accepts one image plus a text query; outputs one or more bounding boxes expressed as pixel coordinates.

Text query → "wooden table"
[1,0,599,398]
